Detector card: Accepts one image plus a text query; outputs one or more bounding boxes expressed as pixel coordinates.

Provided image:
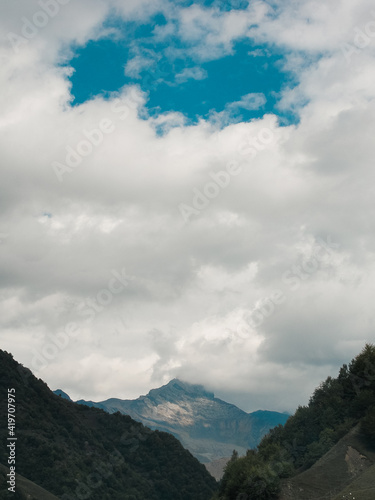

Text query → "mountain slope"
[0,463,59,500]
[0,350,217,500]
[54,389,72,401]
[214,344,375,500]
[279,424,375,499]
[333,463,375,500]
[76,378,289,463]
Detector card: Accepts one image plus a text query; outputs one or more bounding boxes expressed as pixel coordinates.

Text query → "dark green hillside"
[0,350,217,500]
[279,423,375,499]
[213,344,375,500]
[0,462,59,499]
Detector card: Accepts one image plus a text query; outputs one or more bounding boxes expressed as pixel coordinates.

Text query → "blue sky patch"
[66,13,297,126]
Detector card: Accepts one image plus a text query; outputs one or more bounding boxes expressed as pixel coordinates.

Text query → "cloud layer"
[1,0,375,412]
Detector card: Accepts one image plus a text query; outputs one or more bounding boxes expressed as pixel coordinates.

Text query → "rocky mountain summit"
[75,378,289,463]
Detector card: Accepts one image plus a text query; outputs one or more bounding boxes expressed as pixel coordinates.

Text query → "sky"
[1,0,375,414]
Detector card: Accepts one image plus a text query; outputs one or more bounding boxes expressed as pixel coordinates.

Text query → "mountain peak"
[75,376,289,464]
[54,389,72,401]
[149,378,215,400]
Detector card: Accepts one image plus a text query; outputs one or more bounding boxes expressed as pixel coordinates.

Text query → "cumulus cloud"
[227,92,267,111]
[174,2,267,60]
[175,66,208,83]
[0,0,375,413]
[124,55,155,79]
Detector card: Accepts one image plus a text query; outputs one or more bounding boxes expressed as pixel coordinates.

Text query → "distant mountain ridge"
[54,388,72,401]
[72,378,289,463]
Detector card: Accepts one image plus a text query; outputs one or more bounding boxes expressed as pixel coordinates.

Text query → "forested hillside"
[0,350,217,500]
[214,344,375,500]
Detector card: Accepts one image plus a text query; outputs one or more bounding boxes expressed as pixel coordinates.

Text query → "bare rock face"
[345,446,368,476]
[204,457,231,481]
[74,378,289,463]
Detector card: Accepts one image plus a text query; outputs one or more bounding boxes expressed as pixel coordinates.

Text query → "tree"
[229,450,239,463]
[349,343,375,393]
[361,405,375,444]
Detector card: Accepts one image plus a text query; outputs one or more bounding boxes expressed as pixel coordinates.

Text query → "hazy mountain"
[74,378,289,463]
[0,350,217,500]
[54,389,72,401]
[204,457,231,482]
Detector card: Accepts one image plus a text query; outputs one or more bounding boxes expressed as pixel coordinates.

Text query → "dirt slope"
[0,463,59,500]
[279,425,375,500]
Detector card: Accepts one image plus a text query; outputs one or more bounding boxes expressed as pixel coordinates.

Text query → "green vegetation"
[213,344,375,500]
[0,463,59,499]
[0,350,217,499]
[332,464,375,500]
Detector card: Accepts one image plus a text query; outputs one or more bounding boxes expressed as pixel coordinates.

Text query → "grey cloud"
[1,0,375,415]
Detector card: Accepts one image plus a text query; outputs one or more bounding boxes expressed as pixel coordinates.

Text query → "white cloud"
[227,92,267,111]
[1,0,375,414]
[248,48,270,57]
[248,0,375,55]
[111,0,166,21]
[174,2,267,60]
[175,66,208,83]
[124,55,155,78]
